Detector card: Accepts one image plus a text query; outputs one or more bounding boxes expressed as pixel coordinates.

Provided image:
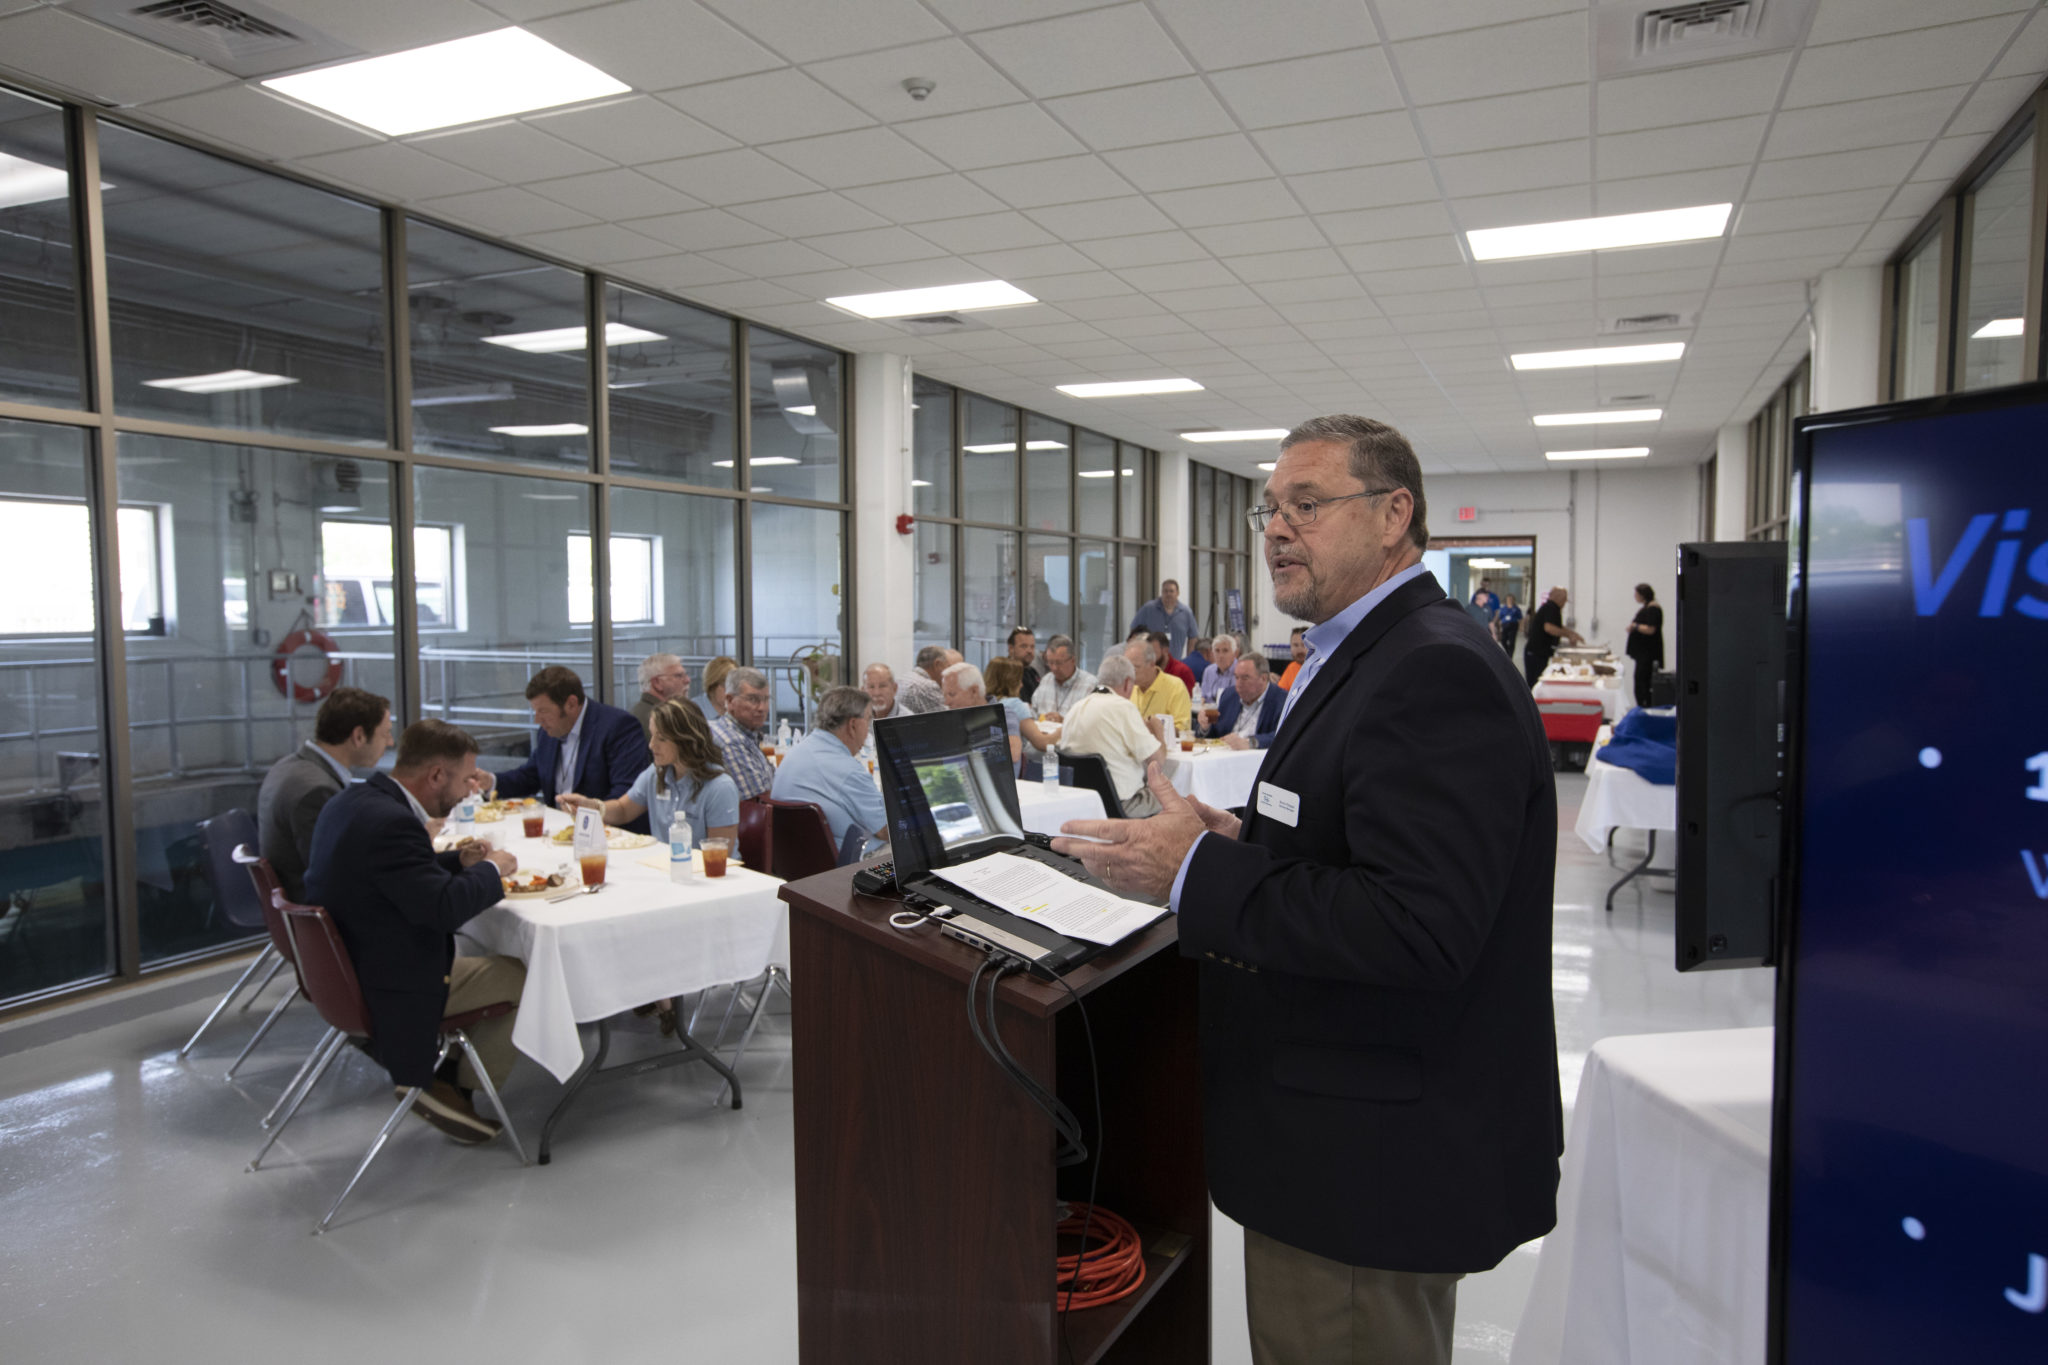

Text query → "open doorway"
[1425,536,1537,661]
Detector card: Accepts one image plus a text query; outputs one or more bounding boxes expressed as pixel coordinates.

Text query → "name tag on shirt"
[1255,782,1300,828]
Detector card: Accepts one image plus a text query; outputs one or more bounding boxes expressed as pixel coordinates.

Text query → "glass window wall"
[962,396,1018,525]
[747,328,842,504]
[1076,430,1115,536]
[605,284,737,487]
[1024,415,1071,532]
[1960,133,2034,392]
[0,88,82,410]
[606,486,738,700]
[750,501,844,728]
[912,378,954,518]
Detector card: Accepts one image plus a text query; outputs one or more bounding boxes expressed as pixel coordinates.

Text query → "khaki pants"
[1119,786,1163,818]
[445,954,525,1092]
[1245,1228,1462,1365]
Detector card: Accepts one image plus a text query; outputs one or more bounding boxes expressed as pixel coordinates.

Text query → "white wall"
[850,352,914,672]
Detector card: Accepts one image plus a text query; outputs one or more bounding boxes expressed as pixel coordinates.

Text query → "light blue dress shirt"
[627,764,740,845]
[554,703,588,797]
[1168,562,1433,912]
[770,728,886,858]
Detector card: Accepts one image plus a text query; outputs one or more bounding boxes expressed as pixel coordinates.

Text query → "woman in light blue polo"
[561,698,740,847]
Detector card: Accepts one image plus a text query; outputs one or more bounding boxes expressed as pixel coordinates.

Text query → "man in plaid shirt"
[710,666,776,800]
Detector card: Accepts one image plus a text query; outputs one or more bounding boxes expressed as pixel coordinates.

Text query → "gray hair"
[914,644,949,670]
[816,685,870,732]
[1043,633,1075,658]
[637,652,681,687]
[1281,413,1429,550]
[862,662,894,684]
[1212,633,1244,656]
[1124,638,1157,665]
[942,661,984,694]
[1237,652,1271,677]
[727,665,769,695]
[1096,654,1135,689]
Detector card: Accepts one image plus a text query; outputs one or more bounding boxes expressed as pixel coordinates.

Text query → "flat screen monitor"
[872,704,1025,886]
[1771,383,2048,1360]
[1674,539,1787,971]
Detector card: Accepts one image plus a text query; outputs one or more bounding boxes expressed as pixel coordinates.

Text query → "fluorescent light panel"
[1974,317,2025,338]
[963,441,1068,453]
[1545,447,1650,462]
[263,28,629,137]
[1078,468,1136,478]
[1511,343,1684,371]
[1532,408,1663,426]
[0,151,70,210]
[491,423,587,436]
[825,280,1036,319]
[1467,204,1732,261]
[143,369,298,394]
[1257,462,1276,471]
[1181,429,1288,442]
[483,323,663,354]
[1056,378,1204,398]
[712,457,799,467]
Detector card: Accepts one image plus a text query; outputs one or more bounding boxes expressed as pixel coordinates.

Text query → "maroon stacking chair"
[736,797,774,873]
[180,811,290,1071]
[764,797,838,883]
[227,846,336,1130]
[248,898,527,1234]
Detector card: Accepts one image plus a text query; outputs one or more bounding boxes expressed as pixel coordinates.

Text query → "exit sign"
[1457,506,1477,522]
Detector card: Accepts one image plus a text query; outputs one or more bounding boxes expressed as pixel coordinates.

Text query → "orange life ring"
[272,629,344,703]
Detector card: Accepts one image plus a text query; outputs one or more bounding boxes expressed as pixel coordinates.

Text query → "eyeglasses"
[1246,487,1398,533]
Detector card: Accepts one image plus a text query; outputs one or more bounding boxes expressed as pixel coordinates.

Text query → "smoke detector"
[902,77,936,102]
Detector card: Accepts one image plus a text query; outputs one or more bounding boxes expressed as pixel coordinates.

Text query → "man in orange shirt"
[1277,626,1308,689]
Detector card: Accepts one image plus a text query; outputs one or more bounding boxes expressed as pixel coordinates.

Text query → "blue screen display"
[1782,399,2048,1356]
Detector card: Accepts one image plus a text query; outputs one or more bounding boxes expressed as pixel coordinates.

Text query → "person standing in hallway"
[1626,583,1665,710]
[1522,587,1584,688]
[1055,414,1561,1365]
[1129,578,1199,657]
[1495,594,1524,662]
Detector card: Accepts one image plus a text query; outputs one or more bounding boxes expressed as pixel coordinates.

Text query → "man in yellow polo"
[1124,637,1191,741]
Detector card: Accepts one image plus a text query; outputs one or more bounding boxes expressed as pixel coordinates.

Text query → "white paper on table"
[573,804,603,857]
[929,851,1158,946]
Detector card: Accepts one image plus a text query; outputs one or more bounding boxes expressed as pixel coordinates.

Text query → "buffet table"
[1535,676,1630,725]
[1511,1028,1773,1365]
[1575,756,1678,911]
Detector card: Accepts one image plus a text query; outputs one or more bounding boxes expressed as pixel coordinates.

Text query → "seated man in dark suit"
[257,686,390,901]
[1204,653,1286,750]
[304,720,525,1146]
[488,665,650,831]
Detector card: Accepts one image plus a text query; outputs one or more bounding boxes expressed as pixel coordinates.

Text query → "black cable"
[983,958,1086,1165]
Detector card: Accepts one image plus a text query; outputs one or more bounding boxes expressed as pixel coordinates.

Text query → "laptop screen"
[874,704,1025,884]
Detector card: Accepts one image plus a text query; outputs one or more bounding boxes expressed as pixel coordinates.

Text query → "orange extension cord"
[1055,1203,1147,1311]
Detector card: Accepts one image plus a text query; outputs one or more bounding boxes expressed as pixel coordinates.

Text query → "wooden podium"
[781,865,1210,1365]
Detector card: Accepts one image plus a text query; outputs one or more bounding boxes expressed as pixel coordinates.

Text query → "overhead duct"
[64,0,359,79]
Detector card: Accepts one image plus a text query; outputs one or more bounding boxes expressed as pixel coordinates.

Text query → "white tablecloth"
[1511,1027,1773,1365]
[1575,757,1676,852]
[1166,746,1266,809]
[1015,780,1106,833]
[1535,677,1629,725]
[458,813,784,1082]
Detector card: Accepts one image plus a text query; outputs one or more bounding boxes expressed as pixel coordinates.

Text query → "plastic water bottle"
[1042,745,1060,790]
[669,811,694,882]
[775,718,792,752]
[454,792,477,838]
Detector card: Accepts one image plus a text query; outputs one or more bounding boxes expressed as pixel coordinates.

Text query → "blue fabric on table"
[1599,706,1676,786]
[1612,705,1677,747]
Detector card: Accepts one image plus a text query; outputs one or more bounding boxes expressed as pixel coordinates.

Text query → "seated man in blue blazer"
[490,666,649,831]
[304,719,525,1145]
[1204,652,1286,749]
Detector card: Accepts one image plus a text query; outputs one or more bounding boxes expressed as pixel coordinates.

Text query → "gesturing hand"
[1051,761,1211,902]
[1182,788,1241,841]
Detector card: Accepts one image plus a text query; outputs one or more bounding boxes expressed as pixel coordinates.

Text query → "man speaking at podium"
[1056,415,1561,1365]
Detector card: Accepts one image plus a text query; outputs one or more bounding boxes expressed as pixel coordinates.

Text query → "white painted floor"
[0,771,1774,1363]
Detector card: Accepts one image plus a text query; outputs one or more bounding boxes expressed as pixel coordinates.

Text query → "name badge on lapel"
[1255,782,1300,828]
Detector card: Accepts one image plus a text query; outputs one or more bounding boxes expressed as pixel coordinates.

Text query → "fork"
[545,883,608,903]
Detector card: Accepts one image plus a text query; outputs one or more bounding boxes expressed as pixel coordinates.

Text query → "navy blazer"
[1177,571,1562,1274]
[491,699,648,830]
[1204,681,1285,748]
[303,773,507,1087]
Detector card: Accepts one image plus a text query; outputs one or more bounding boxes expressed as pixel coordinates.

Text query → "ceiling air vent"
[65,0,359,79]
[892,313,990,336]
[1602,310,1695,334]
[1593,0,1814,78]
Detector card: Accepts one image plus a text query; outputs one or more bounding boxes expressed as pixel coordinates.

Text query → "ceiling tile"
[1373,0,1584,42]
[914,211,1059,253]
[516,221,677,264]
[1151,179,1300,227]
[528,168,703,218]
[1149,0,1378,70]
[1720,223,1868,265]
[528,0,784,92]
[922,0,1108,32]
[1989,6,2048,79]
[1436,139,1587,198]
[1783,17,2028,108]
[972,4,1192,99]
[1766,85,1978,163]
[968,156,1136,207]
[415,185,597,236]
[866,256,993,287]
[662,68,874,143]
[1949,73,2042,137]
[1210,49,1405,129]
[1153,283,1265,311]
[1073,230,1210,268]
[1041,77,1240,152]
[897,104,1089,170]
[1593,166,1749,216]
[0,9,235,106]
[841,173,1011,221]
[525,96,737,164]
[1747,143,1925,200]
[640,148,820,203]
[1026,197,1178,239]
[801,226,950,266]
[478,0,613,17]
[759,127,949,189]
[139,87,377,161]
[1227,247,1349,282]
[607,252,749,291]
[1104,136,1273,193]
[699,239,843,275]
[256,0,501,51]
[1391,12,1588,105]
[1116,259,1239,291]
[685,278,811,309]
[963,242,1101,276]
[1253,112,1425,174]
[410,120,611,180]
[1596,53,1791,134]
[1809,0,2031,45]
[296,143,499,202]
[1597,116,1765,180]
[805,38,1031,123]
[1338,236,1465,273]
[627,207,784,251]
[698,0,946,63]
[1255,277,1370,308]
[1191,218,1331,255]
[1292,161,1440,213]
[1012,270,1139,301]
[1316,201,1458,245]
[728,192,892,236]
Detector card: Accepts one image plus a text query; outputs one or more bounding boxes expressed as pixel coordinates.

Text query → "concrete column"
[850,352,914,673]
[1156,448,1191,596]
[1812,266,1883,413]
[1714,423,1750,540]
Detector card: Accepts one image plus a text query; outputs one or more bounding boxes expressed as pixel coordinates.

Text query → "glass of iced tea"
[522,813,545,838]
[578,851,607,886]
[1180,736,1195,752]
[700,837,730,878]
